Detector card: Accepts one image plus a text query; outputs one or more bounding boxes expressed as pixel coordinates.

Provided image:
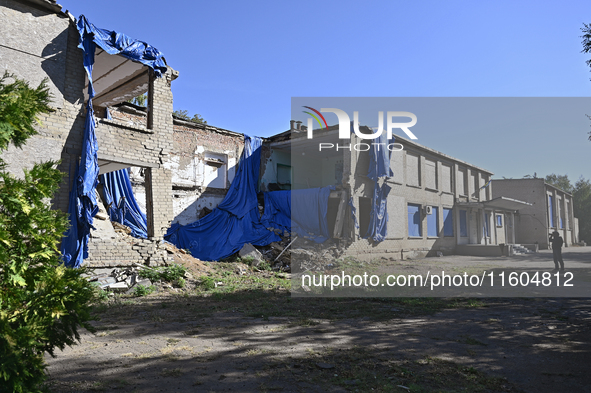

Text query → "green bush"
[199,276,216,290]
[132,284,156,297]
[92,284,110,302]
[160,264,187,282]
[138,264,187,283]
[240,256,255,265]
[173,277,186,288]
[0,72,95,392]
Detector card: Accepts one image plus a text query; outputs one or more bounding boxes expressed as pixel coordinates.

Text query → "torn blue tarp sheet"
[76,15,167,79]
[364,133,393,243]
[261,186,334,243]
[164,136,281,261]
[60,51,99,268]
[61,15,167,268]
[365,182,391,243]
[349,197,359,229]
[100,169,148,239]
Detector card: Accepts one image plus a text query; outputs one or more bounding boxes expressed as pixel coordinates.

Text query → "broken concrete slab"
[98,276,117,287]
[106,282,129,292]
[239,243,265,266]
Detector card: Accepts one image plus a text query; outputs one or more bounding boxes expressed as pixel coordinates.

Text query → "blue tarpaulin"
[164,136,281,261]
[100,169,148,239]
[75,15,167,79]
[364,133,393,243]
[61,15,167,267]
[261,186,334,243]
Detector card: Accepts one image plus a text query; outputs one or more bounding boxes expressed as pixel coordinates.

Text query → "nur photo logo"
[302,106,417,151]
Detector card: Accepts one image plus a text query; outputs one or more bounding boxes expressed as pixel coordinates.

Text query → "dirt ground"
[44,250,591,393]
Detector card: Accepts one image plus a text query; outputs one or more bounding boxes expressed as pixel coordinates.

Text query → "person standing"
[549,231,564,271]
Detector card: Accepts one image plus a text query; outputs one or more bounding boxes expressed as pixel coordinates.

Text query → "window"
[496,214,503,227]
[203,152,227,189]
[548,195,555,228]
[407,204,422,237]
[425,159,437,190]
[459,210,468,237]
[406,153,420,187]
[471,171,478,198]
[443,208,454,236]
[558,198,564,229]
[427,206,439,237]
[441,164,452,193]
[481,176,490,200]
[457,167,467,195]
[390,149,404,184]
[484,212,490,237]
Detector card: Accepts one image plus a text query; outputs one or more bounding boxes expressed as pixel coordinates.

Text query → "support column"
[493,210,498,245]
[145,167,172,240]
[510,212,516,244]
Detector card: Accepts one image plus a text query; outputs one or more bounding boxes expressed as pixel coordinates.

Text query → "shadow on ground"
[44,290,591,393]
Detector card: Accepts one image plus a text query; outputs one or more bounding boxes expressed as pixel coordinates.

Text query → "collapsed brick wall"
[86,71,175,267]
[168,121,244,224]
[0,1,176,267]
[109,104,246,226]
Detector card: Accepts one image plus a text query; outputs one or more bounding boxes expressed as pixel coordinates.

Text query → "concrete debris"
[90,265,162,294]
[106,282,128,292]
[230,230,345,274]
[94,210,109,220]
[112,221,132,235]
[269,242,284,252]
[239,243,265,267]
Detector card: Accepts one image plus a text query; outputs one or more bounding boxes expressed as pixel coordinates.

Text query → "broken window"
[85,49,151,129]
[203,152,227,189]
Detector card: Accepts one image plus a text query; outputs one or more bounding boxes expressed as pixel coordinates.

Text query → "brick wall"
[0,1,176,267]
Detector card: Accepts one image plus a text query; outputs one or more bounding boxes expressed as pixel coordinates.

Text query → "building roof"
[492,178,573,197]
[21,0,64,14]
[271,125,494,175]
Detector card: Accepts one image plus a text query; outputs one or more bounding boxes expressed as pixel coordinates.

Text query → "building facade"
[492,179,579,249]
[263,125,534,259]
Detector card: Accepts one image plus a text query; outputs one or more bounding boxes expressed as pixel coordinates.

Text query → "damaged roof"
[21,0,64,14]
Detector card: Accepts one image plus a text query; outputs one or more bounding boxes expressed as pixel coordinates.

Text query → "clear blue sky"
[56,0,591,181]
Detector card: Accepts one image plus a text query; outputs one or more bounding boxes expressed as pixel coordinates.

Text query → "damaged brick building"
[1,0,579,268]
[1,0,176,266]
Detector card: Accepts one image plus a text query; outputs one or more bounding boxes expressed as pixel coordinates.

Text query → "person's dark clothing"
[549,233,564,270]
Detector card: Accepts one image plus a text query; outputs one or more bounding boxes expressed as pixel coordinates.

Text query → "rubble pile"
[89,265,155,293]
[242,233,345,273]
[88,262,197,294]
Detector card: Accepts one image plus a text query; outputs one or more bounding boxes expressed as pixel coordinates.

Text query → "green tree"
[173,109,207,124]
[582,24,591,140]
[543,173,591,243]
[573,177,591,244]
[581,23,591,73]
[128,93,146,107]
[0,72,94,392]
[545,173,574,193]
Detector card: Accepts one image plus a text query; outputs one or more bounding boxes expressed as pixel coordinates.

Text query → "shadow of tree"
[44,291,591,393]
